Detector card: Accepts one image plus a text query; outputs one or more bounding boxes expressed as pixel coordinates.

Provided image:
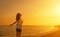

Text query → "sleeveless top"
[16,19,23,30]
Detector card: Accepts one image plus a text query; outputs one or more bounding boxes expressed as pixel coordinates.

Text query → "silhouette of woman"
[9,13,23,37]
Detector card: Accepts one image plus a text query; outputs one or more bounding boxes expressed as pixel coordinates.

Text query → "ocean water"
[0,25,57,37]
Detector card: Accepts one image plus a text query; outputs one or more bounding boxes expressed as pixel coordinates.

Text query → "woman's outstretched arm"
[9,21,16,26]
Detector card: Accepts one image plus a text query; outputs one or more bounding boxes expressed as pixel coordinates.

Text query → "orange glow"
[0,0,60,26]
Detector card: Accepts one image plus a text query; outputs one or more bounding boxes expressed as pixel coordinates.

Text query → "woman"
[9,13,23,37]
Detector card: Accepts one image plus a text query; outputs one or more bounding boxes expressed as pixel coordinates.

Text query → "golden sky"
[0,0,60,26]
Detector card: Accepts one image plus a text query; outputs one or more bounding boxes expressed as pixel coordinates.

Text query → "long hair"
[16,13,22,20]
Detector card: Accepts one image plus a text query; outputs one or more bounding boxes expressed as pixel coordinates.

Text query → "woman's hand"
[9,24,13,26]
[9,21,16,26]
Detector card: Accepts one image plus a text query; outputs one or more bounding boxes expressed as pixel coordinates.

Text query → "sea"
[0,25,57,37]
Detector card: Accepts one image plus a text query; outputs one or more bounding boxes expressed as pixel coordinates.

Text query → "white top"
[16,19,23,29]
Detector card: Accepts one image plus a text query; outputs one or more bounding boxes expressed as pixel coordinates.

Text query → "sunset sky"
[0,0,60,26]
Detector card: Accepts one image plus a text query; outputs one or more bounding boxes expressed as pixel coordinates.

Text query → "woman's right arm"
[9,21,16,26]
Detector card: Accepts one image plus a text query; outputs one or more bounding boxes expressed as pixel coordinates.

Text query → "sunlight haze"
[0,0,60,26]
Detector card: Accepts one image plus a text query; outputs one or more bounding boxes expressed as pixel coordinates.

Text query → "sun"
[57,6,60,16]
[57,7,60,12]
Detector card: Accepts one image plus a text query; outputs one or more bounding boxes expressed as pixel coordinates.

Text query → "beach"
[40,26,60,37]
[0,25,59,37]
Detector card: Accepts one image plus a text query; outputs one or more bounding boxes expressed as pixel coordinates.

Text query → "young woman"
[9,13,23,37]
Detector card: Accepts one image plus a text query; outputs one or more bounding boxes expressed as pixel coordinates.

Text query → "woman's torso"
[16,19,23,29]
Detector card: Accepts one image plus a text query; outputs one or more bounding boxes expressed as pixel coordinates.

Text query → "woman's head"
[16,13,22,20]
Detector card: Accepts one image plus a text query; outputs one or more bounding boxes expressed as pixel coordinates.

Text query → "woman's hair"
[16,13,22,20]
